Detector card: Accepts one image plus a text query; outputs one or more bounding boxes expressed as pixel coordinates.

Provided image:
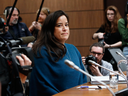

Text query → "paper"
[77,85,107,89]
[91,76,126,84]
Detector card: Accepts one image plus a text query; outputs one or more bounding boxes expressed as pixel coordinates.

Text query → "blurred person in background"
[92,6,122,70]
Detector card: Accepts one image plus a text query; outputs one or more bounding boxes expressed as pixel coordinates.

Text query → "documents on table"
[90,76,126,84]
[77,85,107,89]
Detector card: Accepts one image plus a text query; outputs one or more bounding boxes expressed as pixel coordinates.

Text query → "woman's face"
[107,10,115,23]
[54,15,70,44]
[38,11,47,23]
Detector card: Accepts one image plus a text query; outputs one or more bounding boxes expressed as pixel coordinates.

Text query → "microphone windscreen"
[21,36,35,44]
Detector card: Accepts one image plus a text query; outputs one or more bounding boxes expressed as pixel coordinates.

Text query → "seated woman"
[29,10,87,96]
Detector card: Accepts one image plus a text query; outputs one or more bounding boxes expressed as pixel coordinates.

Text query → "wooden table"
[53,83,127,96]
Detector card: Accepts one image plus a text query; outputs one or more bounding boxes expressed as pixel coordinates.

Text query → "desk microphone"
[64,59,115,96]
[116,51,126,60]
[88,60,128,85]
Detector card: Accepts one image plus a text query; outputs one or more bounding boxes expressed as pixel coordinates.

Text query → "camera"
[6,47,34,74]
[98,32,111,45]
[85,55,97,66]
[0,17,6,32]
[0,36,34,75]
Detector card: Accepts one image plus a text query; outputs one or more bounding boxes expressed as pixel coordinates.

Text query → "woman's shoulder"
[118,18,125,23]
[65,43,79,53]
[37,46,47,54]
[65,43,76,48]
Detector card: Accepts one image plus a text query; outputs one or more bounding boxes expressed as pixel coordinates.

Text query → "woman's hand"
[97,33,104,39]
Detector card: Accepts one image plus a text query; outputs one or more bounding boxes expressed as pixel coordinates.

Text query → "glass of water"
[109,71,118,89]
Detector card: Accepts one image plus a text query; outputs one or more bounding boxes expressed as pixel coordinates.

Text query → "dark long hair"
[32,10,69,62]
[103,6,121,33]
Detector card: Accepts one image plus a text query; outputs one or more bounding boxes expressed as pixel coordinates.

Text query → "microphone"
[17,36,35,45]
[64,59,115,96]
[116,51,126,60]
[88,60,128,85]
[0,36,35,49]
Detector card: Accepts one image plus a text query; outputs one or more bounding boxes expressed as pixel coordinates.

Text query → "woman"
[118,2,128,58]
[92,6,122,69]
[29,10,87,96]
[29,7,50,38]
[28,7,50,47]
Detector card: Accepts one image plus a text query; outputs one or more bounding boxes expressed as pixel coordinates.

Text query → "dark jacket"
[1,22,32,40]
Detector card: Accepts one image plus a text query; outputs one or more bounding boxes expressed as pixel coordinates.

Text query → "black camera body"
[0,17,6,32]
[0,17,5,28]
[85,55,97,66]
[98,32,111,45]
[6,47,34,75]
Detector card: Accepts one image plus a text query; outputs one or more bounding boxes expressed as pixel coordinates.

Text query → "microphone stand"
[88,60,128,86]
[116,51,128,87]
[6,0,18,26]
[35,0,44,22]
[65,59,115,96]
[117,60,128,87]
[34,0,44,40]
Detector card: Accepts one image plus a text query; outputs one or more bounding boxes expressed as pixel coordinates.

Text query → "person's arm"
[118,18,128,42]
[29,21,37,32]
[16,54,32,83]
[92,32,104,40]
[104,41,122,48]
[29,21,41,33]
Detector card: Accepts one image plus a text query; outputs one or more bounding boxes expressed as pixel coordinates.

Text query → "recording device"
[0,17,6,32]
[0,36,35,50]
[64,59,115,96]
[6,47,34,75]
[85,54,127,83]
[0,17,6,29]
[85,55,97,66]
[0,36,35,75]
[99,32,111,45]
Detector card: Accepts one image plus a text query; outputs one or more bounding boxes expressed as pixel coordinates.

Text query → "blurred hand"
[27,42,33,48]
[4,26,9,32]
[82,56,86,65]
[32,21,41,31]
[97,33,104,39]
[16,54,32,83]
[16,54,32,66]
[89,65,102,76]
[103,42,110,48]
